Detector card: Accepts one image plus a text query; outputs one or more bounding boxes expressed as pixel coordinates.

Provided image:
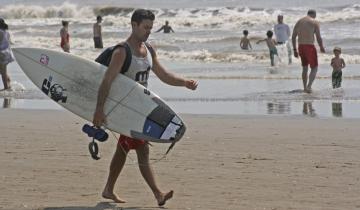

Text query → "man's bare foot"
[157,190,174,207]
[102,191,126,203]
[0,87,11,92]
[304,88,312,93]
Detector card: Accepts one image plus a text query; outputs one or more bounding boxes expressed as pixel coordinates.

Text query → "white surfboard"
[12,47,186,143]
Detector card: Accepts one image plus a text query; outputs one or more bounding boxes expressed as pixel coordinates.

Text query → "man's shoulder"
[297,16,309,23]
[305,17,319,25]
[112,43,128,54]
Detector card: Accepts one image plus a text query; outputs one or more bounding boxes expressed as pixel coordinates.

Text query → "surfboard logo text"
[42,76,68,103]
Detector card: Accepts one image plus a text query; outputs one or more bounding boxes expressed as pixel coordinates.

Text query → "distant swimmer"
[331,47,345,89]
[0,18,14,90]
[60,20,70,53]
[155,20,174,33]
[257,30,278,66]
[292,9,325,93]
[274,14,292,64]
[240,30,252,50]
[93,15,103,49]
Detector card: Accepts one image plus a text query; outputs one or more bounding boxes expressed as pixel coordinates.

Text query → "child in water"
[331,47,346,89]
[240,30,252,50]
[257,30,278,66]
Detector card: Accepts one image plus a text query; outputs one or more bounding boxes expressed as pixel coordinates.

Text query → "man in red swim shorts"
[92,9,198,207]
[292,9,325,93]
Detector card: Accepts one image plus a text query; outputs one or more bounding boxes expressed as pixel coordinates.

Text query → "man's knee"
[310,67,318,73]
[302,66,308,73]
[136,144,150,164]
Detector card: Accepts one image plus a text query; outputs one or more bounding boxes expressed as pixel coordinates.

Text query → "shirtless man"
[155,21,174,33]
[292,10,325,93]
[93,16,103,48]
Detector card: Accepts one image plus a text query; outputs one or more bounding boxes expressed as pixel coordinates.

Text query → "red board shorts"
[298,44,318,68]
[117,135,146,151]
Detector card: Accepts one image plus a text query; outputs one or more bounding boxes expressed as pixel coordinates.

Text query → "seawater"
[1,0,360,118]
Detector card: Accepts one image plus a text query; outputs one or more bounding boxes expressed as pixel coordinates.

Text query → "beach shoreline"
[1,109,360,210]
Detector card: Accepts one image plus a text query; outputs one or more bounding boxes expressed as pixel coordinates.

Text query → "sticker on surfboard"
[41,76,68,103]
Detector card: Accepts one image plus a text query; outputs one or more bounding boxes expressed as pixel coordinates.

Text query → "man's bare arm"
[292,22,299,57]
[151,50,198,90]
[314,22,325,53]
[93,48,126,126]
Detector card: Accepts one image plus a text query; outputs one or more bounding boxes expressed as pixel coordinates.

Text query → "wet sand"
[1,109,360,210]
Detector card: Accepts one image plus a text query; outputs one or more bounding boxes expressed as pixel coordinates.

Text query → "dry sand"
[1,109,360,210]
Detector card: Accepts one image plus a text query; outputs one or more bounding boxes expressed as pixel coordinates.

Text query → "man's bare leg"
[102,145,127,203]
[306,67,318,93]
[302,66,309,92]
[136,144,173,206]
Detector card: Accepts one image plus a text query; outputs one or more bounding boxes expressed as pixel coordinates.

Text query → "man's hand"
[93,109,106,127]
[320,46,325,53]
[185,79,198,90]
[293,49,299,58]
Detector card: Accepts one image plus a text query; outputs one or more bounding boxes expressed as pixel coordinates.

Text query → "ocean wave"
[157,49,259,62]
[172,36,240,43]
[0,2,93,19]
[3,3,360,28]
[156,49,360,64]
[9,30,360,65]
[93,6,135,17]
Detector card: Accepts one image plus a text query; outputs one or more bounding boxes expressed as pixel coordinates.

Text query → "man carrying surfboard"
[92,9,198,206]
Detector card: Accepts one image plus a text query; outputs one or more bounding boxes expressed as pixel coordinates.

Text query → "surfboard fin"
[165,142,176,155]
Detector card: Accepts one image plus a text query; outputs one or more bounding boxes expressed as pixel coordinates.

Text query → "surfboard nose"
[12,47,32,58]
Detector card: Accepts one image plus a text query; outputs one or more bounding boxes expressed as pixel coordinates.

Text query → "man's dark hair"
[266,30,273,38]
[131,9,155,24]
[307,9,316,16]
[97,15,102,21]
[243,30,248,36]
[62,20,69,27]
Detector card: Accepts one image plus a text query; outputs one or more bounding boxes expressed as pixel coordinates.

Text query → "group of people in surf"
[240,10,345,92]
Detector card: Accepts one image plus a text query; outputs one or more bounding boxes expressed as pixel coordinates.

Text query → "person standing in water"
[274,14,292,64]
[60,20,70,53]
[93,15,103,48]
[331,47,345,89]
[155,20,174,33]
[240,30,252,50]
[257,30,278,66]
[0,18,14,91]
[292,9,325,93]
